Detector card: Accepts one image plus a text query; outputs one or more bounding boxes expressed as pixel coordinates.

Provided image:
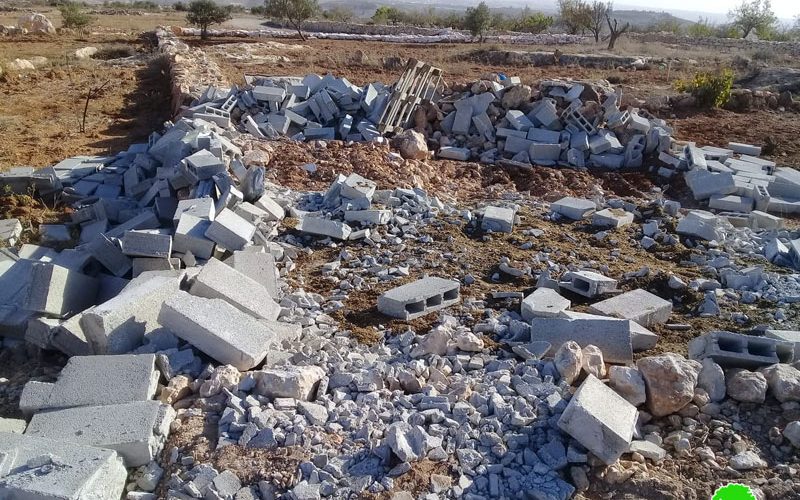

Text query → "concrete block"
[304,127,335,140]
[205,208,255,251]
[297,217,352,240]
[688,331,794,369]
[589,289,672,327]
[527,128,561,143]
[104,210,160,240]
[472,113,494,140]
[121,231,172,258]
[748,210,783,231]
[88,235,132,277]
[676,210,722,241]
[25,317,59,350]
[709,194,754,213]
[728,142,761,156]
[158,291,282,370]
[132,257,176,278]
[25,263,99,318]
[18,244,57,262]
[185,150,225,180]
[0,432,127,500]
[496,127,527,139]
[341,173,376,201]
[505,110,533,131]
[225,251,279,298]
[592,208,634,228]
[344,210,391,225]
[684,144,707,170]
[531,311,632,363]
[174,213,215,260]
[254,195,286,221]
[253,86,286,102]
[39,224,71,244]
[173,198,215,226]
[530,143,561,162]
[558,375,637,465]
[189,257,279,320]
[481,206,515,233]
[559,270,618,298]
[684,169,737,200]
[25,401,175,467]
[765,330,800,361]
[521,288,570,321]
[234,202,268,224]
[551,197,596,220]
[629,320,659,352]
[19,354,159,414]
[438,147,471,161]
[80,274,182,354]
[503,136,534,155]
[378,277,460,320]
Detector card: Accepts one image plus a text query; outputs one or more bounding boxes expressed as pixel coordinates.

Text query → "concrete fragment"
[205,208,255,251]
[189,257,280,320]
[588,289,672,327]
[551,197,596,220]
[254,365,326,400]
[121,231,172,258]
[25,401,175,467]
[592,208,633,228]
[297,217,352,240]
[174,213,215,260]
[530,311,632,363]
[26,263,98,318]
[557,375,637,465]
[521,288,570,321]
[225,250,279,298]
[481,206,515,233]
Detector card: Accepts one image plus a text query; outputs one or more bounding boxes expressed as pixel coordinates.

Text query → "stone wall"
[155,27,229,117]
[629,32,800,57]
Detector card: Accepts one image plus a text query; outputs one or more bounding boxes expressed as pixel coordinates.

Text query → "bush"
[674,69,734,108]
[92,44,136,60]
[174,1,187,11]
[251,5,265,15]
[59,2,93,29]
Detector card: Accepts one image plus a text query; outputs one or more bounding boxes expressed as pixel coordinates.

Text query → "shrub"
[674,69,734,108]
[92,44,136,60]
[59,1,93,29]
[174,1,187,11]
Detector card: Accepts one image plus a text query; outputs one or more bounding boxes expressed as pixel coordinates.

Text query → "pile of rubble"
[1,69,800,499]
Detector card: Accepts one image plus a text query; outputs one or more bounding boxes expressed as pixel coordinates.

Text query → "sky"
[615,0,796,20]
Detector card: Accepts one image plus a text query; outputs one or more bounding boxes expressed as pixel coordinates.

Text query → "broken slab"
[158,291,282,370]
[25,400,175,467]
[588,289,672,327]
[378,277,460,320]
[204,208,255,251]
[688,331,794,369]
[559,270,618,298]
[19,354,159,414]
[531,311,633,364]
[481,206,515,233]
[551,197,596,220]
[0,432,127,500]
[25,263,99,318]
[676,210,723,241]
[189,257,280,320]
[520,288,570,321]
[557,375,637,465]
[80,273,182,354]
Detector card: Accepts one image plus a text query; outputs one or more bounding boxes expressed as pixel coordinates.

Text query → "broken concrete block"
[254,194,285,221]
[0,418,26,434]
[189,257,279,320]
[253,365,326,401]
[0,218,22,246]
[185,149,225,180]
[19,354,159,414]
[728,142,761,156]
[225,251,279,298]
[438,147,471,161]
[688,331,794,369]
[530,143,561,162]
[25,317,59,350]
[378,277,460,320]
[559,270,618,298]
[589,289,672,327]
[0,432,127,500]
[234,202,268,224]
[684,169,736,200]
[88,235,132,277]
[558,374,637,465]
[505,110,533,131]
[297,217,352,240]
[592,208,633,228]
[25,263,99,318]
[204,208,255,251]
[629,320,659,352]
[25,400,175,467]
[158,291,281,370]
[343,210,391,225]
[676,210,722,241]
[551,197,596,220]
[709,194,754,213]
[481,206,515,233]
[174,213,215,260]
[531,311,633,363]
[173,198,215,226]
[80,274,182,354]
[121,230,172,258]
[521,288,570,321]
[765,330,800,361]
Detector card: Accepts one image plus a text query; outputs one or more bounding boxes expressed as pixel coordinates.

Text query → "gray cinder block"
[557,374,638,465]
[189,257,280,320]
[297,217,352,240]
[378,277,460,320]
[765,330,800,361]
[88,235,132,277]
[80,274,182,354]
[688,331,794,369]
[559,270,618,298]
[521,288,570,321]
[225,251,279,298]
[158,291,281,370]
[0,432,127,500]
[26,263,99,318]
[551,197,596,220]
[173,198,215,226]
[174,213,215,260]
[204,208,255,251]
[481,206,515,233]
[592,208,634,228]
[588,289,672,327]
[25,400,176,467]
[121,231,172,258]
[530,311,632,363]
[19,354,159,414]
